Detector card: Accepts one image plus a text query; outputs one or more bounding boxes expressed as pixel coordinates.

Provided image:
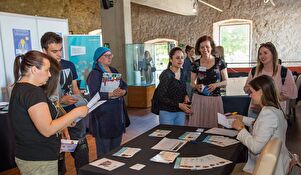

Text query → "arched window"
[213,19,252,68]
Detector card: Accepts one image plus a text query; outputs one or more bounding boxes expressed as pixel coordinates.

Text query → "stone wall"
[1,0,300,62]
[0,0,101,34]
[131,0,301,62]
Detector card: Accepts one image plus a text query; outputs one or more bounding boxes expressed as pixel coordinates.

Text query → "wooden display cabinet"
[127,85,155,108]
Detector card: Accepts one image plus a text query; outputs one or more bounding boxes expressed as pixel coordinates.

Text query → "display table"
[0,112,16,172]
[79,124,245,175]
[127,84,155,108]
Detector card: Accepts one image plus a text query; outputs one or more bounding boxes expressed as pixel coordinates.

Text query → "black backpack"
[151,87,160,115]
[251,66,287,85]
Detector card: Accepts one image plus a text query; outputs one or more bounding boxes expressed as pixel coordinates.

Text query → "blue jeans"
[95,134,122,158]
[159,110,185,126]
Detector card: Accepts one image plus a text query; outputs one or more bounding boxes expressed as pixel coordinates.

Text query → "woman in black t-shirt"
[188,35,228,128]
[9,51,88,174]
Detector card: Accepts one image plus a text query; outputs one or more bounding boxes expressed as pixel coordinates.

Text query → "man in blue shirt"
[41,32,89,174]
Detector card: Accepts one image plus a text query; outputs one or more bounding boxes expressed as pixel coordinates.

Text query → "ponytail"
[13,55,24,83]
[13,50,51,84]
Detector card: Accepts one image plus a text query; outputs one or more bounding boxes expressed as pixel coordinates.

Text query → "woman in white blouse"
[232,75,290,175]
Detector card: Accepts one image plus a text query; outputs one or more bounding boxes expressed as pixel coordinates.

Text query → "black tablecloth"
[222,95,251,116]
[0,112,16,172]
[79,125,245,175]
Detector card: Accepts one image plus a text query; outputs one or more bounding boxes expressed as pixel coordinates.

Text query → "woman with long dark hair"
[232,75,291,175]
[156,47,192,126]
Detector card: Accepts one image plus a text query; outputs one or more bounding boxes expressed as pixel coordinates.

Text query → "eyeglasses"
[103,54,113,58]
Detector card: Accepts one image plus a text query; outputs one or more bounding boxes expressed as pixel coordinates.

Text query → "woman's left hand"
[208,83,218,92]
[112,88,126,98]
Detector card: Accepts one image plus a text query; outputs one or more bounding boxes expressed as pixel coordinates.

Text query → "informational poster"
[67,35,101,89]
[13,28,32,56]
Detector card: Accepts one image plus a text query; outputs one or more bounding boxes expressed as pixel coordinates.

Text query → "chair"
[253,137,282,175]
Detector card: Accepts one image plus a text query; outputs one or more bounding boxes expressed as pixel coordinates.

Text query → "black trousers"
[58,137,89,174]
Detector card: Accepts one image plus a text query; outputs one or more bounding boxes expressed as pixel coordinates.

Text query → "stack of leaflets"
[60,139,78,152]
[113,147,141,158]
[151,138,187,152]
[205,127,238,137]
[217,113,235,128]
[72,94,88,107]
[174,154,232,170]
[89,158,125,171]
[150,151,180,164]
[178,132,201,141]
[203,135,239,147]
[149,129,171,137]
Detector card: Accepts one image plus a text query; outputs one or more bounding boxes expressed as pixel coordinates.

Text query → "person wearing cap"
[87,47,128,157]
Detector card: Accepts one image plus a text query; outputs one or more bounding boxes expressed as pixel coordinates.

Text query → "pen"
[225,112,237,116]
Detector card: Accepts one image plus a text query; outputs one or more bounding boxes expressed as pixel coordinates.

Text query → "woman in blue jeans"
[157,47,192,125]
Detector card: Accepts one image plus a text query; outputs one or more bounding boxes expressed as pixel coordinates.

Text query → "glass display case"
[125,44,156,86]
[125,43,173,108]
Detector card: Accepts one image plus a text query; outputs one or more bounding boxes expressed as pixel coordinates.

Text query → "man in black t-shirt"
[41,32,89,174]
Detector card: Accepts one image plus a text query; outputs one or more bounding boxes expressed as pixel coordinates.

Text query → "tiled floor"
[1,106,300,175]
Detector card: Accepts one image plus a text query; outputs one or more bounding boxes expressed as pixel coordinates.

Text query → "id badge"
[198,66,206,72]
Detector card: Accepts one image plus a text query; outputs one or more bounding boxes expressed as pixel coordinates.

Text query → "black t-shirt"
[192,57,226,96]
[60,59,85,139]
[9,83,60,161]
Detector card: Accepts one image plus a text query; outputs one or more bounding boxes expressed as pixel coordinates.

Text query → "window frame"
[213,19,253,68]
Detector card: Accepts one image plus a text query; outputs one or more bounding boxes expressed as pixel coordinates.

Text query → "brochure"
[60,139,78,152]
[149,129,171,137]
[217,113,235,128]
[151,138,187,152]
[129,164,145,170]
[74,92,107,122]
[203,135,239,147]
[89,158,125,171]
[205,127,238,137]
[174,154,232,170]
[100,73,122,92]
[113,147,141,158]
[178,132,201,141]
[72,94,88,107]
[0,102,9,113]
[150,151,180,164]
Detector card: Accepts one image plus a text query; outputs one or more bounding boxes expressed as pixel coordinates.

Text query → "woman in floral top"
[188,35,228,128]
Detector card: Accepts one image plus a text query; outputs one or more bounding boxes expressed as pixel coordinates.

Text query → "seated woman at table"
[232,75,290,175]
[9,51,88,174]
[243,42,297,119]
[156,47,192,126]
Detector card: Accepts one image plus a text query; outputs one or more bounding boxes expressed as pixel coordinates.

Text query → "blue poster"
[67,35,101,89]
[13,29,32,56]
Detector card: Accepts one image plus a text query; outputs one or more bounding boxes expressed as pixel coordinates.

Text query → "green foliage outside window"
[220,24,250,67]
